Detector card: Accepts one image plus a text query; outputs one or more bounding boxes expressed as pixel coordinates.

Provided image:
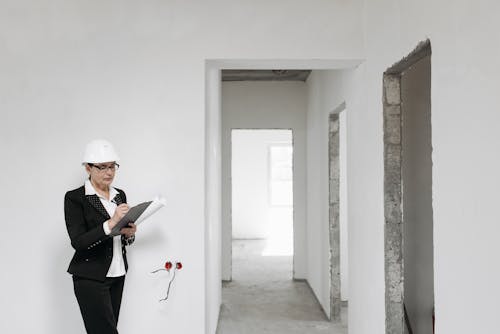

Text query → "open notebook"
[110,196,166,236]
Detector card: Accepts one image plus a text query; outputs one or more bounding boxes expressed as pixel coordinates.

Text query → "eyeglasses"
[88,163,120,172]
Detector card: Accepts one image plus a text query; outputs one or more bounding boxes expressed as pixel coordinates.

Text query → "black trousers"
[73,275,125,334]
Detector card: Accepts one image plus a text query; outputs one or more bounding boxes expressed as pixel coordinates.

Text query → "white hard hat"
[82,139,120,164]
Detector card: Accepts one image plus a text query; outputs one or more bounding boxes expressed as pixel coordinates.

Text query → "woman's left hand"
[120,223,137,238]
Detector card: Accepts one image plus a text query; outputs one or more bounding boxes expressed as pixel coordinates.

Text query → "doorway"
[231,129,294,261]
[206,60,363,334]
[383,40,434,334]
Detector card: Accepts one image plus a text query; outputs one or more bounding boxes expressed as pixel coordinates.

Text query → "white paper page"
[135,196,166,225]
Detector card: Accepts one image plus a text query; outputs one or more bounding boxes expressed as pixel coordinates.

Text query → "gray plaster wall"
[328,113,341,321]
[401,56,434,334]
[383,74,404,334]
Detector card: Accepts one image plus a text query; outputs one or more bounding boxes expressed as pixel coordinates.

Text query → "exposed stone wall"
[383,74,404,334]
[328,113,341,321]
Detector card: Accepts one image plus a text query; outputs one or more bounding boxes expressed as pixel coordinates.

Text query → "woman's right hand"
[108,204,130,229]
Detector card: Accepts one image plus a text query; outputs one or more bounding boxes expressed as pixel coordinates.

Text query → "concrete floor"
[217,240,347,334]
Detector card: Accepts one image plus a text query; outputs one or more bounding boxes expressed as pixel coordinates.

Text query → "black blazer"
[64,185,134,282]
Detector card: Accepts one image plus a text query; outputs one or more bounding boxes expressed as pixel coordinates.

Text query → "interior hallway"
[217,240,347,334]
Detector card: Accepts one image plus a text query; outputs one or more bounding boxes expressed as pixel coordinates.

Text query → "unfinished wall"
[350,1,500,333]
[221,81,307,280]
[329,112,341,320]
[3,0,498,333]
[306,70,355,318]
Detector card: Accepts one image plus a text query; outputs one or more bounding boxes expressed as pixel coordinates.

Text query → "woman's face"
[86,161,117,189]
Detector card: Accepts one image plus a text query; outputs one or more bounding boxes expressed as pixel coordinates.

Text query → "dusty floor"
[216,240,347,334]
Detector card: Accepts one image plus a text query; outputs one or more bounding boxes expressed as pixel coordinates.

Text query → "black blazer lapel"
[86,194,111,219]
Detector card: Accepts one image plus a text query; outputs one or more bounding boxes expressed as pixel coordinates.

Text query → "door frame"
[383,39,432,334]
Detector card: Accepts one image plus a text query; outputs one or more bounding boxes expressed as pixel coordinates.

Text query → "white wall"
[204,67,222,334]
[339,110,349,301]
[222,81,308,280]
[306,70,356,317]
[231,130,292,239]
[0,1,363,333]
[5,1,498,333]
[348,1,500,333]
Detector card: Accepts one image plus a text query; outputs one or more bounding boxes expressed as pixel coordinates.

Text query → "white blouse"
[85,180,126,277]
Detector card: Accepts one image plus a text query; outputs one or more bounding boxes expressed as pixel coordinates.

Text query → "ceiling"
[222,70,311,82]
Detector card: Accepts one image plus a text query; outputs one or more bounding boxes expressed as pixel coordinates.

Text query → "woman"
[64,139,137,334]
